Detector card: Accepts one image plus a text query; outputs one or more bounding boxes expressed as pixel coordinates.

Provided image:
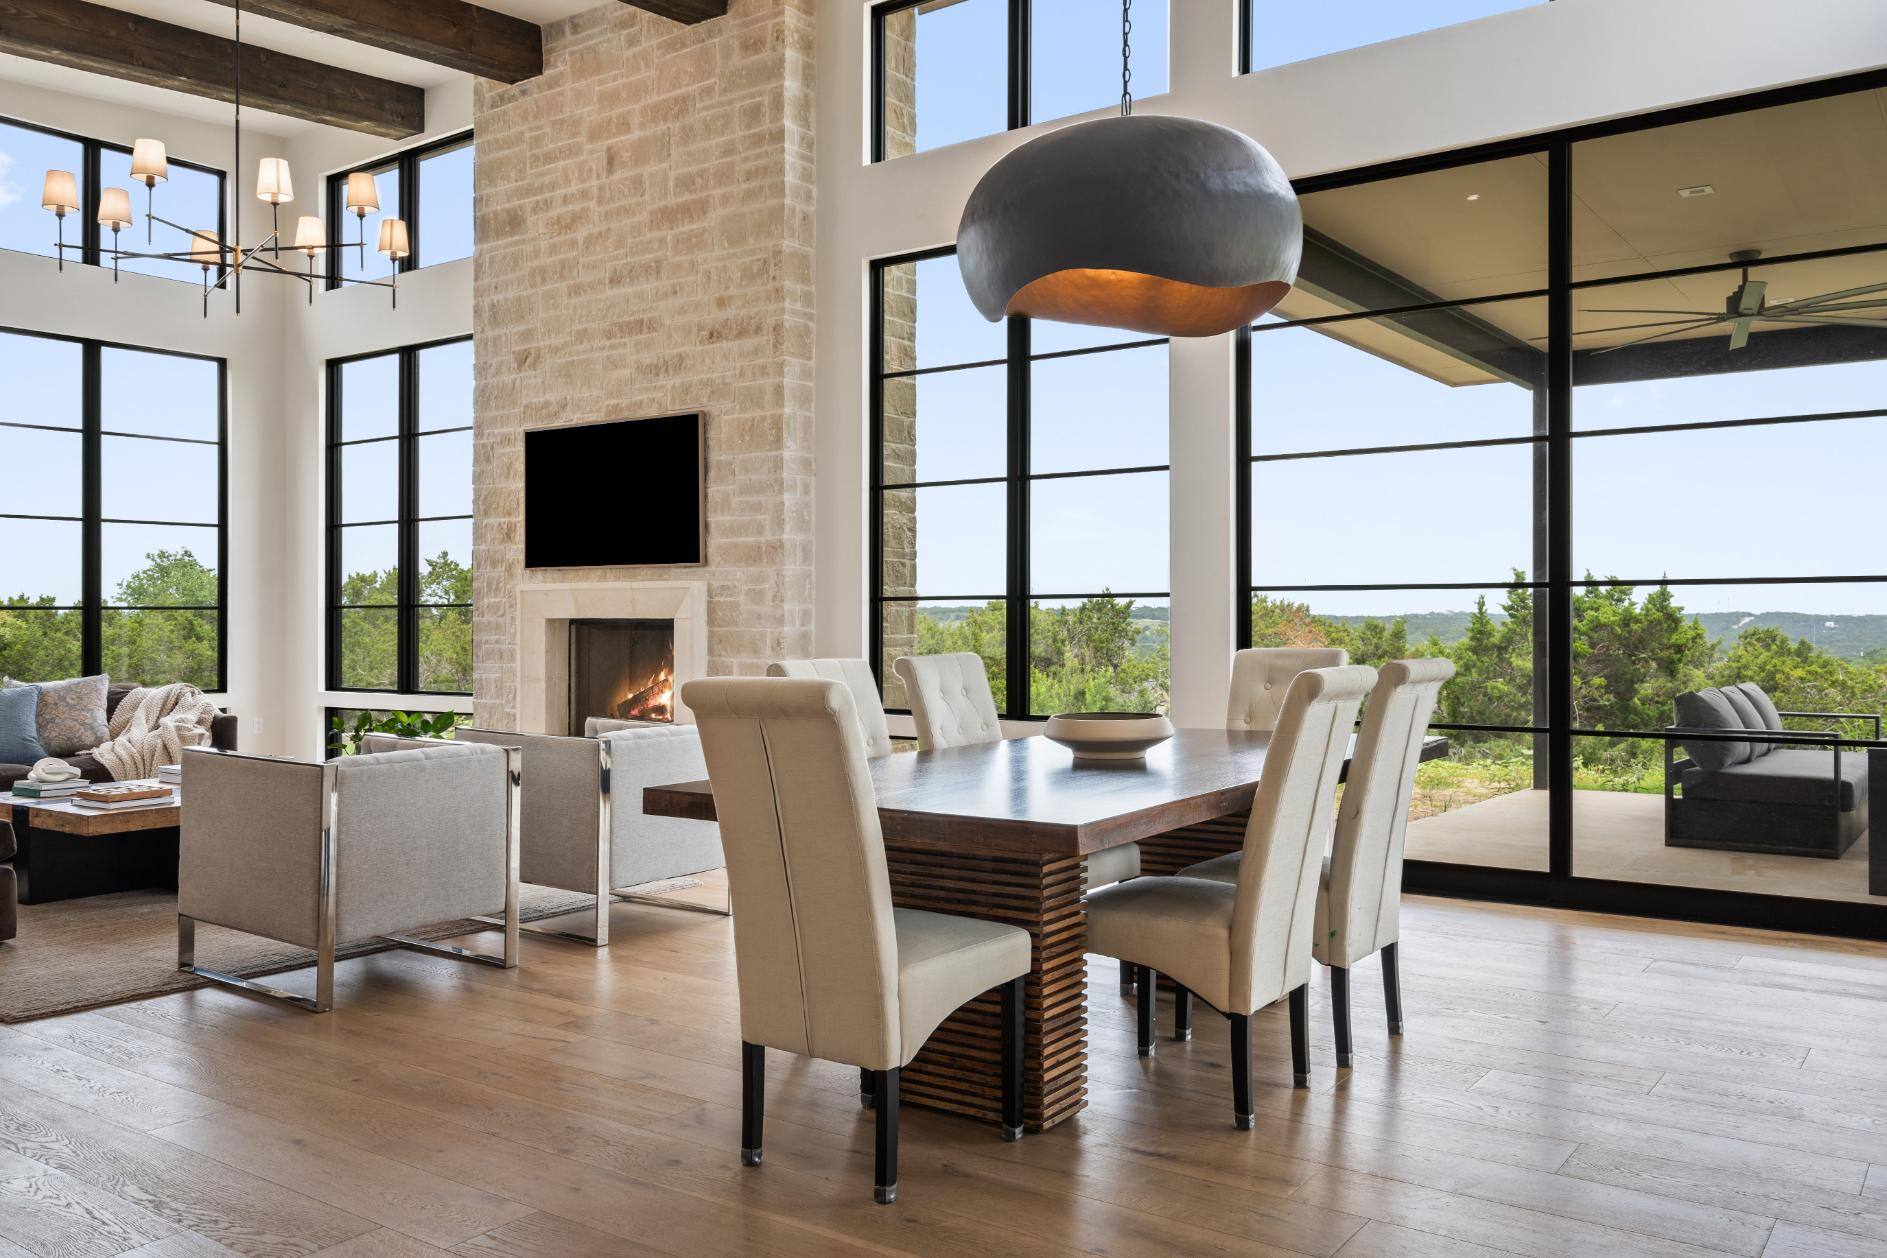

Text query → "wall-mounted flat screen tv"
[524,413,705,568]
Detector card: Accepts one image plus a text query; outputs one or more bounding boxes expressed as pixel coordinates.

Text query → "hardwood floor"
[6,877,1887,1256]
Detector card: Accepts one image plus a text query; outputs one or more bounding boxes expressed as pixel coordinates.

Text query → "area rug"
[0,885,595,1023]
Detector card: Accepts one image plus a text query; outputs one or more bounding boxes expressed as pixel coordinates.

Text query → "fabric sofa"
[1665,682,1871,858]
[0,684,237,791]
[0,819,16,942]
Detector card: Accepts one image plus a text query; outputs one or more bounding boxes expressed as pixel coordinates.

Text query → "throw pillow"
[4,674,110,756]
[0,686,47,766]
[1718,686,1769,760]
[1736,682,1786,732]
[1673,688,1749,773]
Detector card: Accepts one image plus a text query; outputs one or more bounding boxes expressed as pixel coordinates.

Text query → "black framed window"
[871,0,1169,162]
[1241,0,1546,74]
[0,113,225,279]
[327,336,473,695]
[326,132,473,287]
[1238,69,1887,937]
[873,250,1171,718]
[0,328,225,689]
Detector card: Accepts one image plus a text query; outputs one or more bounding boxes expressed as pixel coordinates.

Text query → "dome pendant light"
[956,0,1303,337]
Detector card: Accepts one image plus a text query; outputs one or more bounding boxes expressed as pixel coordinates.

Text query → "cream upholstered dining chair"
[1085,665,1375,1127]
[1183,657,1452,1068]
[1227,647,1349,731]
[682,675,1032,1205]
[767,658,894,756]
[177,741,520,1013]
[895,652,1142,901]
[436,724,727,945]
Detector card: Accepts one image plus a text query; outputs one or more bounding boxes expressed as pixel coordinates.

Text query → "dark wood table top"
[644,730,1449,858]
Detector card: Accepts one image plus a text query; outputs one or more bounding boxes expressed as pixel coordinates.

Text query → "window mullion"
[1009,0,1030,130]
[398,349,421,695]
[1006,316,1031,720]
[81,342,102,675]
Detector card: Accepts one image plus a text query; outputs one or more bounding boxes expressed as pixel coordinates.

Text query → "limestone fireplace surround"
[516,580,708,733]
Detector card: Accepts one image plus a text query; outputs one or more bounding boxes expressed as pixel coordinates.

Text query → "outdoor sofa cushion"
[1718,686,1771,760]
[1736,682,1787,734]
[1682,748,1867,810]
[1674,688,1751,772]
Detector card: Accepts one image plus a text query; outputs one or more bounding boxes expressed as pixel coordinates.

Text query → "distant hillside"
[917,602,1887,662]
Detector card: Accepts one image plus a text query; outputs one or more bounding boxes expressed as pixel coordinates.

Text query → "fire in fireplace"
[568,618,675,732]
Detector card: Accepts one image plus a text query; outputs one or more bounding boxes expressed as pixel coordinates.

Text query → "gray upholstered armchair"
[176,742,520,1012]
[443,724,726,946]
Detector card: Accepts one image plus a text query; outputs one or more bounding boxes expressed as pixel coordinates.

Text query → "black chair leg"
[1287,984,1309,1088]
[873,1067,899,1205]
[860,1066,874,1108]
[1382,942,1404,1035]
[1136,965,1156,1057]
[1000,976,1024,1142]
[1173,986,1193,1042]
[1229,1012,1253,1129]
[1331,966,1353,1069]
[741,1042,764,1166]
[1119,957,1135,995]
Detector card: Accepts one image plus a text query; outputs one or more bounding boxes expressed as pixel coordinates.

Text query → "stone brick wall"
[879,15,918,707]
[471,0,816,728]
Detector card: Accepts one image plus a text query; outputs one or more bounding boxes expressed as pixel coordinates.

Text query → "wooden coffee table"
[0,785,181,904]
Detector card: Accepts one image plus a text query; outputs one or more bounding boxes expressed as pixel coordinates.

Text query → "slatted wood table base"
[1137,809,1252,877]
[884,846,1088,1132]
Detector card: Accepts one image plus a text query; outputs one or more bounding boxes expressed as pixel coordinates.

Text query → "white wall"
[811,0,1887,729]
[0,75,474,759]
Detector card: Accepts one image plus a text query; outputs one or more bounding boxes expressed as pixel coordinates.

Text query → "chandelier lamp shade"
[956,0,1301,338]
[35,0,407,317]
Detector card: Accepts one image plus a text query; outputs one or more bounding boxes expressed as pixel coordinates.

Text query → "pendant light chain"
[1120,0,1133,116]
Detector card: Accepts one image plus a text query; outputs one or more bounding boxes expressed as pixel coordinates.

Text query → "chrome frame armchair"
[390,726,727,948]
[176,742,520,1013]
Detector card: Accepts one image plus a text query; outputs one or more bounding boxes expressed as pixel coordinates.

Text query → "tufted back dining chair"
[893,652,1001,750]
[1226,647,1349,732]
[767,658,895,757]
[1084,665,1375,1127]
[681,675,1031,1204]
[1315,657,1453,1063]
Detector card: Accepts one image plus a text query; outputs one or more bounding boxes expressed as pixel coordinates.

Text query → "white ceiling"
[1,0,604,136]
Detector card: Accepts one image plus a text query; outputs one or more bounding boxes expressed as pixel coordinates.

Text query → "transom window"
[1243,1,1547,73]
[326,133,473,287]
[326,337,474,695]
[872,0,1170,161]
[0,328,225,688]
[873,250,1171,717]
[0,114,225,282]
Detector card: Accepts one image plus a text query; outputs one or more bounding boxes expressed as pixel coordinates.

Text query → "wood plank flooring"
[6,877,1887,1256]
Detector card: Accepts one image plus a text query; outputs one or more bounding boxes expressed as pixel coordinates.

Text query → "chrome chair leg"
[179,913,335,1013]
[610,882,731,917]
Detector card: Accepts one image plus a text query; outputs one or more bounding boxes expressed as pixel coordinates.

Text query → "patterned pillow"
[3,674,110,756]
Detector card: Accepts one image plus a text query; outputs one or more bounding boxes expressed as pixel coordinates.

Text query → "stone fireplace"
[470,1,817,732]
[515,581,707,733]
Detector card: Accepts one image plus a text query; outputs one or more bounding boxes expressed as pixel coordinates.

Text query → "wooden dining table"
[643,727,1448,1132]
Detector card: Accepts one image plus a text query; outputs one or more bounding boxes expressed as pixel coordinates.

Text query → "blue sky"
[894,2,1887,623]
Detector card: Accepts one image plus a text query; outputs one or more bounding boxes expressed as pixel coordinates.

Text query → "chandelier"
[36,0,405,317]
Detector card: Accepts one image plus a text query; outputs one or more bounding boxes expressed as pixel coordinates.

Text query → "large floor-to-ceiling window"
[326,336,473,696]
[1240,73,1887,929]
[0,328,225,689]
[873,251,1171,716]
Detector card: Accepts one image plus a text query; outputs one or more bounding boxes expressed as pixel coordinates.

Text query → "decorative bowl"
[1044,712,1175,763]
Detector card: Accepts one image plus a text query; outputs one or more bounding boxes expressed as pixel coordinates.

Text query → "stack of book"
[9,779,90,799]
[157,764,182,785]
[69,784,176,812]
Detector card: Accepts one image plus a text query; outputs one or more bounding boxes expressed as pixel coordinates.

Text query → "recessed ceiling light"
[1465,193,1481,201]
[1678,184,1715,198]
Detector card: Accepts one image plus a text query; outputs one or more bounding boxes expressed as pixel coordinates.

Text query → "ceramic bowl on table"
[1043,712,1175,763]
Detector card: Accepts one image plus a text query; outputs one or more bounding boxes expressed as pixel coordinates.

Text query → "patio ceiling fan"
[1584,249,1887,353]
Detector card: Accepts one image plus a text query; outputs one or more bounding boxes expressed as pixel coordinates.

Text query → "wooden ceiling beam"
[0,0,425,138]
[200,0,542,85]
[620,0,728,24]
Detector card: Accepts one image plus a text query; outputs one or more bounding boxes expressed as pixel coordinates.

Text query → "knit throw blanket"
[90,683,219,782]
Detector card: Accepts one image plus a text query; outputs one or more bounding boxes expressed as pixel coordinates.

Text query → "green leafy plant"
[327,708,460,756]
